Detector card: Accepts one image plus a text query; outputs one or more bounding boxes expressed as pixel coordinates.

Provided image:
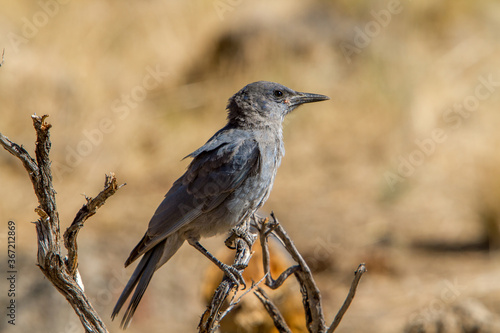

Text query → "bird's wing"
[126,130,261,263]
[183,131,261,212]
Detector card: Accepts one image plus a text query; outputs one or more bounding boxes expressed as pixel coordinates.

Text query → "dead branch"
[327,263,366,333]
[198,211,366,333]
[254,286,293,333]
[0,115,124,333]
[257,212,366,333]
[259,212,325,332]
[64,174,125,277]
[219,274,267,321]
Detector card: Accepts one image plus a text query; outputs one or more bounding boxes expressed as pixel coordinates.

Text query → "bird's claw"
[225,223,257,250]
[221,263,246,290]
[224,234,237,249]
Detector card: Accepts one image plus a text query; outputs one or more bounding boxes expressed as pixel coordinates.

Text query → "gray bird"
[112,81,329,328]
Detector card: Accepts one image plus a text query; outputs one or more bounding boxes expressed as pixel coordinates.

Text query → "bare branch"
[327,263,367,333]
[219,274,267,321]
[1,115,123,333]
[0,130,40,187]
[258,218,300,289]
[31,114,61,253]
[64,173,125,276]
[259,212,326,332]
[254,286,293,333]
[257,213,366,333]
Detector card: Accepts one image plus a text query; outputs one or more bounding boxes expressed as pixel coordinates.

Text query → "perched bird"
[112,81,329,328]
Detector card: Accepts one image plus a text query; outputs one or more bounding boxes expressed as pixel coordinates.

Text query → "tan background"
[1,0,500,332]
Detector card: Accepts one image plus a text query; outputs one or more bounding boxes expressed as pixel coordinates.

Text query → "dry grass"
[1,0,500,332]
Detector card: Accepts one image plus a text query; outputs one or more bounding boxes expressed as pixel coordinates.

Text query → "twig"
[327,263,367,333]
[0,49,4,67]
[254,286,293,333]
[259,212,326,332]
[64,173,125,276]
[0,130,39,186]
[0,115,123,333]
[259,220,300,289]
[219,274,267,321]
[257,213,366,333]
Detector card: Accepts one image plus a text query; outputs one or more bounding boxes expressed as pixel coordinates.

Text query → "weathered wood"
[0,115,124,333]
[254,286,293,333]
[327,263,366,333]
[258,213,366,333]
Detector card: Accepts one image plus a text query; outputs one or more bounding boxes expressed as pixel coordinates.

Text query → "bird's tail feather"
[112,234,185,329]
[112,241,165,329]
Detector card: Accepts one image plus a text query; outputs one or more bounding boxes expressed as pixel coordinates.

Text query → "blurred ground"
[1,0,500,332]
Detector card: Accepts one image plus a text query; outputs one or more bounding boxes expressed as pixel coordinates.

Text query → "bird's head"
[227,81,329,128]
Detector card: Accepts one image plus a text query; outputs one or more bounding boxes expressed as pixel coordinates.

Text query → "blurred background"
[1,0,500,332]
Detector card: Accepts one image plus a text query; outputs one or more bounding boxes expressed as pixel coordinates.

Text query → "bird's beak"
[289,92,330,107]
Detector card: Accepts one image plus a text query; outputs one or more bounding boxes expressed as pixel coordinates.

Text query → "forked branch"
[257,213,367,333]
[0,115,124,333]
[64,174,124,276]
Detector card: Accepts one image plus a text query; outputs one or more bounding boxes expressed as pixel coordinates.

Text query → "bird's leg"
[188,239,246,289]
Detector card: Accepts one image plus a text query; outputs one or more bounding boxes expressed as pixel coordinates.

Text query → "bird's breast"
[202,132,283,236]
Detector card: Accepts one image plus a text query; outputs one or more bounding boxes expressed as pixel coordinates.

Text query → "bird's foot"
[219,262,246,290]
[188,239,247,289]
[225,220,257,250]
[224,233,237,249]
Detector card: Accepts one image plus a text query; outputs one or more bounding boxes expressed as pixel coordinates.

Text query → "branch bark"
[64,174,124,277]
[259,213,325,332]
[258,213,366,333]
[0,115,124,333]
[327,263,366,333]
[254,286,293,333]
[198,212,366,333]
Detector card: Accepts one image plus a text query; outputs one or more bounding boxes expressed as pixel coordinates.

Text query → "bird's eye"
[273,90,283,98]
